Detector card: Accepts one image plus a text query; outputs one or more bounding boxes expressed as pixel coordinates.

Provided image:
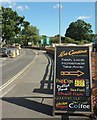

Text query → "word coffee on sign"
[69,102,90,109]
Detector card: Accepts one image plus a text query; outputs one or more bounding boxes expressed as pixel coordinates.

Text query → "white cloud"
[53,5,56,8]
[9,2,16,6]
[25,5,29,9]
[8,5,12,8]
[77,16,91,20]
[53,3,63,9]
[16,5,29,11]
[1,2,16,9]
[17,5,24,11]
[0,0,13,2]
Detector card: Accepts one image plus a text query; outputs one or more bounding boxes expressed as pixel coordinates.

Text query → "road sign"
[53,45,92,115]
[46,37,50,45]
[28,42,32,46]
[41,39,44,45]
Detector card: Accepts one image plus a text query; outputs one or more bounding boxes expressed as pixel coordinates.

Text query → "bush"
[64,37,75,43]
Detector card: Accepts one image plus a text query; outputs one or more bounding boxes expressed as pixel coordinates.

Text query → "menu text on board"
[54,46,92,114]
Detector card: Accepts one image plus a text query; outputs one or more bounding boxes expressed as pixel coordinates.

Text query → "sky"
[95,2,97,34]
[0,1,96,37]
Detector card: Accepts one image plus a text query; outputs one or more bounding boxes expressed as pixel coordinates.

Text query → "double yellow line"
[0,50,38,96]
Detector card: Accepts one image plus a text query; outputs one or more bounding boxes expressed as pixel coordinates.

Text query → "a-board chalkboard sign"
[53,45,92,114]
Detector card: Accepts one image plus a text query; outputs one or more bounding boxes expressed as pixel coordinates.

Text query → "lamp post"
[59,0,61,44]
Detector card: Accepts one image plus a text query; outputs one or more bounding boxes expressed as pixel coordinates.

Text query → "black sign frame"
[53,45,92,115]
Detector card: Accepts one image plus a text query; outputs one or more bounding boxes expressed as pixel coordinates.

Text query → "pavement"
[1,49,91,120]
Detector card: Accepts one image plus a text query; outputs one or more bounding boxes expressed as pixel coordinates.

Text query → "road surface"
[1,48,36,84]
[1,49,91,120]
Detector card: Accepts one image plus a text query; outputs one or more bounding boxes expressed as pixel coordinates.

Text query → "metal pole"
[59,0,61,44]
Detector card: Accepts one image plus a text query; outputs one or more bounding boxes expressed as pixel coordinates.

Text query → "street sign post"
[28,42,32,46]
[53,45,92,115]
[46,37,50,45]
[41,39,44,45]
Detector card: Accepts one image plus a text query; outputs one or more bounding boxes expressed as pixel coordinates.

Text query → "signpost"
[46,37,50,45]
[41,39,44,45]
[28,42,32,46]
[53,45,92,115]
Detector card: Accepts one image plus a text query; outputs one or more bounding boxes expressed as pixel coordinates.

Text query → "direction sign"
[53,45,92,115]
[46,37,50,45]
[41,39,44,45]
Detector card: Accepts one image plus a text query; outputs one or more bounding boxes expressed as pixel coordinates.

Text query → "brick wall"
[91,52,97,106]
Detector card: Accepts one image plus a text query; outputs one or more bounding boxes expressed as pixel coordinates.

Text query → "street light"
[59,0,61,44]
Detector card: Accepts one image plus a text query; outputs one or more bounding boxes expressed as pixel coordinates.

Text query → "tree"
[21,25,40,46]
[1,6,40,46]
[50,34,61,44]
[64,37,75,43]
[65,20,94,41]
[1,7,25,44]
[0,8,2,47]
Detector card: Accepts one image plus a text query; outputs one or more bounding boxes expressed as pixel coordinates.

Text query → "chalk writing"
[56,96,90,101]
[70,88,85,92]
[56,102,68,106]
[56,79,73,84]
[56,102,68,109]
[54,46,91,113]
[57,83,69,91]
[69,102,90,109]
[57,92,84,96]
[58,49,87,57]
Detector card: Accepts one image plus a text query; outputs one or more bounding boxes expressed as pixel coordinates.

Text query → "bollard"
[11,50,16,58]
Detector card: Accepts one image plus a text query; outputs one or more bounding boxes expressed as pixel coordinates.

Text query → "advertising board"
[53,45,92,114]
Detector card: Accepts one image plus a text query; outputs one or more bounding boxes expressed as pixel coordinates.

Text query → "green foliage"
[1,6,95,46]
[65,20,94,42]
[78,40,90,44]
[50,34,60,43]
[64,37,75,43]
[21,25,40,45]
[2,6,25,44]
[1,6,40,46]
[64,37,91,45]
[0,8,2,37]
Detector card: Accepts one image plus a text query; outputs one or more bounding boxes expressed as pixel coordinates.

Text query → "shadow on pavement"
[2,97,91,119]
[33,53,54,94]
[2,53,54,117]
[2,97,53,116]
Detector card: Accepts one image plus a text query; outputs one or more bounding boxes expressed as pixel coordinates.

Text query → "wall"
[91,52,97,106]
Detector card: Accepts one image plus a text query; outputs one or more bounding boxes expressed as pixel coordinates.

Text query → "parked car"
[0,47,20,57]
[0,49,2,57]
[0,48,8,57]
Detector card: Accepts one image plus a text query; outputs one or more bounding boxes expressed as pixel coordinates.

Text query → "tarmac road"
[1,48,36,85]
[1,49,91,120]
